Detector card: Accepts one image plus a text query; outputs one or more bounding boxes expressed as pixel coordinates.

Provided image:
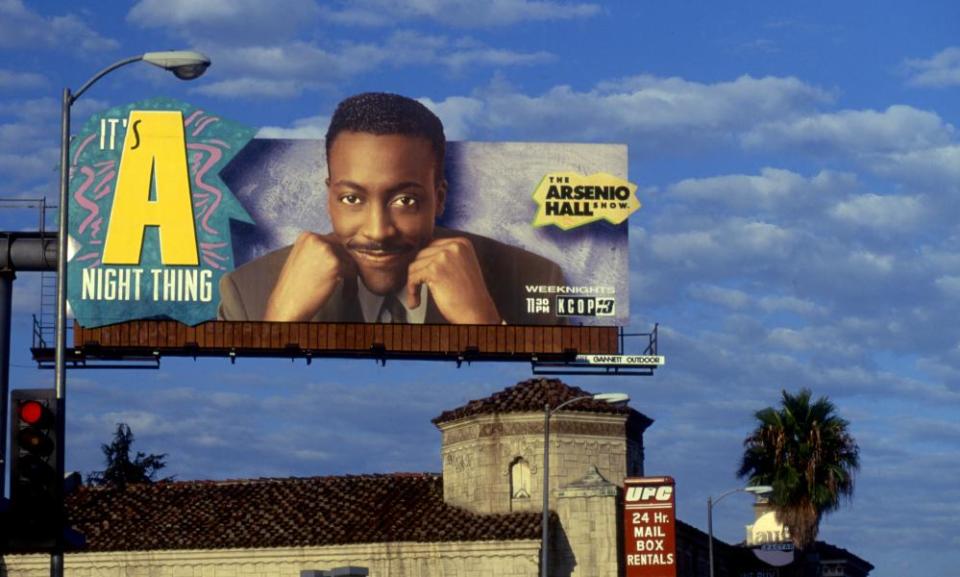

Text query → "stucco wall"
[553,469,621,577]
[1,540,540,577]
[438,412,634,515]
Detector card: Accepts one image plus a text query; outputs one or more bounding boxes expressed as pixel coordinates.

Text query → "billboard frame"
[28,320,662,376]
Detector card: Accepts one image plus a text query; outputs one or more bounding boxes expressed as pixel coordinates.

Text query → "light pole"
[53,49,210,577]
[707,484,773,577]
[541,392,629,577]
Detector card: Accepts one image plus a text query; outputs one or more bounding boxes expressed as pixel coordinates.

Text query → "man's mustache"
[345,239,416,254]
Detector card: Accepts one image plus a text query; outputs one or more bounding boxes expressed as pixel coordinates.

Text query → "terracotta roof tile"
[432,378,653,432]
[64,474,545,552]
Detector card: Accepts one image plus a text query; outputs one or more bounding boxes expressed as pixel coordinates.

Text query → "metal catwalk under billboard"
[68,94,639,329]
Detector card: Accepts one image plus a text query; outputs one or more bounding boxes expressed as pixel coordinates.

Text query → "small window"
[510,458,531,499]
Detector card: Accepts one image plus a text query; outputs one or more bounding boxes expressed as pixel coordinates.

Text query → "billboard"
[67,96,639,332]
[624,476,677,577]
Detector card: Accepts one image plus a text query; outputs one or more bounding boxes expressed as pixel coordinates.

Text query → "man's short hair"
[325,92,446,181]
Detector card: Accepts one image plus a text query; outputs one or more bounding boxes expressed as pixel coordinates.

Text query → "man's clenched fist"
[406,236,501,324]
[265,232,355,321]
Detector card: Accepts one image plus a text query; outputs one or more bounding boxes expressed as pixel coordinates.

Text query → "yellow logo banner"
[532,172,640,230]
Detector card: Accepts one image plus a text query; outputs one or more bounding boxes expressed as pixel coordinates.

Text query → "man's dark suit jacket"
[217,228,565,325]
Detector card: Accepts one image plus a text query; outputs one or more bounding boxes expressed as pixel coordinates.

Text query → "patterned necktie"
[380,294,407,324]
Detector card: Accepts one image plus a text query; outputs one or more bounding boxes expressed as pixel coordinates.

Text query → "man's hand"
[265,232,355,321]
[406,237,501,324]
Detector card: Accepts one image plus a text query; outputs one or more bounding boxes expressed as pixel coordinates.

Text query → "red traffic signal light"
[19,399,47,425]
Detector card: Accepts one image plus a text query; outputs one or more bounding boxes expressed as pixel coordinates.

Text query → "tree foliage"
[87,423,171,489]
[737,388,859,549]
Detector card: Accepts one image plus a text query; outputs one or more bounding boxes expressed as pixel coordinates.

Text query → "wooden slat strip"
[439,325,450,352]
[68,320,628,358]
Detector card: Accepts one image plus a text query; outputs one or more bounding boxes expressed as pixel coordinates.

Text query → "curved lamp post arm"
[707,485,773,577]
[71,55,144,103]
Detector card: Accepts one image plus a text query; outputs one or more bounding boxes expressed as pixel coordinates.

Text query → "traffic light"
[9,388,61,548]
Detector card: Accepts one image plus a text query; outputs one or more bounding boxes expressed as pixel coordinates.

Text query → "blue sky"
[3,1,960,575]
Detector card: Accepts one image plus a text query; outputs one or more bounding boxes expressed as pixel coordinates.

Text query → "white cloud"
[758,296,827,316]
[361,31,554,71]
[128,0,319,41]
[0,151,57,183]
[934,275,960,298]
[438,44,552,71]
[0,97,59,184]
[0,69,47,91]
[257,114,330,139]
[0,0,118,52]
[904,46,960,88]
[97,411,182,436]
[420,96,486,140]
[194,77,311,99]
[209,42,344,79]
[667,168,853,214]
[425,74,831,143]
[874,145,960,192]
[828,193,926,232]
[742,105,954,154]
[319,0,600,27]
[688,284,751,309]
[845,250,895,275]
[648,218,795,266]
[193,33,552,99]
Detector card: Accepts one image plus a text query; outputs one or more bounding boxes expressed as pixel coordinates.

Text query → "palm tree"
[737,388,859,550]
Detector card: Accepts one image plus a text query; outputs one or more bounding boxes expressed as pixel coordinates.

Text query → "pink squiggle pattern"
[206,138,230,149]
[193,116,219,136]
[187,142,224,236]
[87,218,103,235]
[183,109,204,127]
[72,133,97,167]
[191,153,212,211]
[201,241,229,270]
[91,161,116,203]
[75,166,101,236]
[75,252,99,261]
[202,254,225,270]
[93,171,115,200]
[203,250,227,261]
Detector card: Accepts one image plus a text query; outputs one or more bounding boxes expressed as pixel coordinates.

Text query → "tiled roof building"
[433,377,651,425]
[2,378,870,577]
[65,474,545,552]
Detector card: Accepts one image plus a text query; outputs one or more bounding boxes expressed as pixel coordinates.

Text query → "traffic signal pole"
[0,269,14,499]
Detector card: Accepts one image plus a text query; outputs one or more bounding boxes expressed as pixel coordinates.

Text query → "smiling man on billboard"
[217,92,565,324]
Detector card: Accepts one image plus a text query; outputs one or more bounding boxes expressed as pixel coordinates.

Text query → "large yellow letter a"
[102,110,199,265]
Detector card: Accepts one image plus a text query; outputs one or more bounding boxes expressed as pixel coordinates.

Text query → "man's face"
[326,131,445,295]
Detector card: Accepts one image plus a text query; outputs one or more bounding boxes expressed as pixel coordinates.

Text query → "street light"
[707,484,774,577]
[52,49,210,577]
[541,392,629,577]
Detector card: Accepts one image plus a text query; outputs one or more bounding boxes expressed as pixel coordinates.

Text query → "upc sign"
[624,477,677,577]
